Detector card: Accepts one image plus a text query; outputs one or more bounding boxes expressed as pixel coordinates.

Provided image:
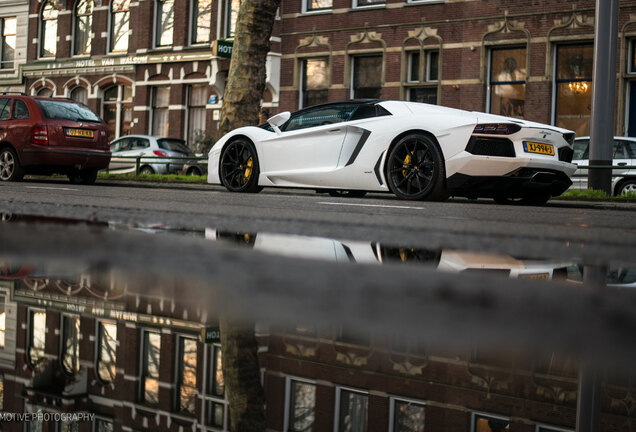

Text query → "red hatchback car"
[0,93,111,184]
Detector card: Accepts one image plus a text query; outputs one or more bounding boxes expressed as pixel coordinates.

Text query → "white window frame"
[109,0,131,53]
[174,333,198,415]
[301,0,333,14]
[94,320,117,384]
[0,17,16,69]
[405,0,444,4]
[189,0,212,46]
[283,376,317,432]
[59,314,81,376]
[73,0,93,57]
[352,0,385,9]
[388,396,427,432]
[333,386,369,432]
[154,0,175,48]
[470,412,510,432]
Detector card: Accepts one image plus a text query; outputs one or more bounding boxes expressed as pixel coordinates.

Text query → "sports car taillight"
[32,126,48,145]
[153,150,169,157]
[473,123,522,135]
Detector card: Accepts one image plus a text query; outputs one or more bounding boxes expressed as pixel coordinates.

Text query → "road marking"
[25,186,80,191]
[318,201,426,210]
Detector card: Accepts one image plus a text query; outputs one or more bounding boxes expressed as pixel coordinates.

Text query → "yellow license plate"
[519,273,550,280]
[66,128,94,138]
[523,141,554,155]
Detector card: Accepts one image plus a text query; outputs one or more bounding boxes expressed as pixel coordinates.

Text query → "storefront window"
[103,84,133,139]
[151,86,170,137]
[555,44,593,137]
[490,47,526,118]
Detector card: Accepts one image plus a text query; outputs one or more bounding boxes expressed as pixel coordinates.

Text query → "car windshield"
[157,139,192,155]
[36,99,101,122]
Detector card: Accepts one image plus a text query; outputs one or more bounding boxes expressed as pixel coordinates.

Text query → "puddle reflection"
[0,215,635,431]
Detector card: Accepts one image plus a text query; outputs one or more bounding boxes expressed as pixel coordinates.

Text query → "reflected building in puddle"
[0,235,635,431]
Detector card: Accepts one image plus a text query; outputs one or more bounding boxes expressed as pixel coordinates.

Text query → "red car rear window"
[36,99,101,122]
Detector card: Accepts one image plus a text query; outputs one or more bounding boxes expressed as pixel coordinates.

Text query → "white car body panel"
[208,100,576,198]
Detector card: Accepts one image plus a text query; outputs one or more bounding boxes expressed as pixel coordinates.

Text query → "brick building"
[5,0,636,150]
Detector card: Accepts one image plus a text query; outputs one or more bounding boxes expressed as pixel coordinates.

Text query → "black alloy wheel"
[139,165,155,175]
[220,139,262,193]
[618,179,636,195]
[386,134,446,201]
[0,147,24,182]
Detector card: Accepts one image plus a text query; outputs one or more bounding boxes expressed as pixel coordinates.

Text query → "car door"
[612,139,632,183]
[109,137,135,172]
[571,138,589,190]
[258,104,356,177]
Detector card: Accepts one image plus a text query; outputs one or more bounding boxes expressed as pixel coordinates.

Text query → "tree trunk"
[218,0,281,136]
[220,316,266,432]
[217,1,280,430]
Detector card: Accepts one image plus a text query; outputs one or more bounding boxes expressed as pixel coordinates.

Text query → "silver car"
[571,136,636,195]
[108,135,195,175]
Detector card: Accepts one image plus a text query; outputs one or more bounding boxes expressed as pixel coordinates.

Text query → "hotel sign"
[212,39,233,59]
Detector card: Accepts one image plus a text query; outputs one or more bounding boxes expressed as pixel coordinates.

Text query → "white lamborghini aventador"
[207,100,576,204]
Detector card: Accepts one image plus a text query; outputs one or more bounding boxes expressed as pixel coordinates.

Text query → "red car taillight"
[153,150,169,157]
[473,123,522,135]
[32,126,49,145]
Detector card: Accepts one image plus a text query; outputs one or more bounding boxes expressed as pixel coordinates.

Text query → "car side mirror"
[268,112,290,135]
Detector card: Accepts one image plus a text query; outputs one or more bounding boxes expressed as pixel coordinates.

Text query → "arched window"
[40,1,60,58]
[103,85,133,139]
[70,87,88,105]
[74,0,93,55]
[110,0,130,53]
[37,87,53,97]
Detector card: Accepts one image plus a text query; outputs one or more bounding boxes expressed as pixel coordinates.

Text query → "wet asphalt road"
[0,177,635,266]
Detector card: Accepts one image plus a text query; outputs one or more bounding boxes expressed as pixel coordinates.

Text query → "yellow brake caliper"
[402,152,413,177]
[243,157,253,183]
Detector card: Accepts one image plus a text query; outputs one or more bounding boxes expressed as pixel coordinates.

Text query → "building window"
[74,0,93,55]
[70,87,88,105]
[40,1,60,58]
[300,58,329,108]
[28,310,46,368]
[205,344,228,428]
[304,0,332,12]
[630,39,636,74]
[353,0,384,7]
[191,0,212,44]
[287,378,316,432]
[151,86,170,136]
[0,295,5,348]
[176,336,197,414]
[0,17,16,69]
[103,84,133,139]
[337,388,368,432]
[351,55,382,99]
[225,0,240,38]
[186,84,207,146]
[555,44,593,137]
[37,87,53,97]
[61,315,80,375]
[489,47,526,118]
[391,398,425,432]
[155,0,174,47]
[472,413,510,432]
[405,50,439,104]
[110,0,130,53]
[95,420,114,432]
[97,322,117,383]
[141,330,161,405]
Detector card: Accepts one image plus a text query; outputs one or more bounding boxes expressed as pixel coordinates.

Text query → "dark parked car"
[0,93,111,184]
